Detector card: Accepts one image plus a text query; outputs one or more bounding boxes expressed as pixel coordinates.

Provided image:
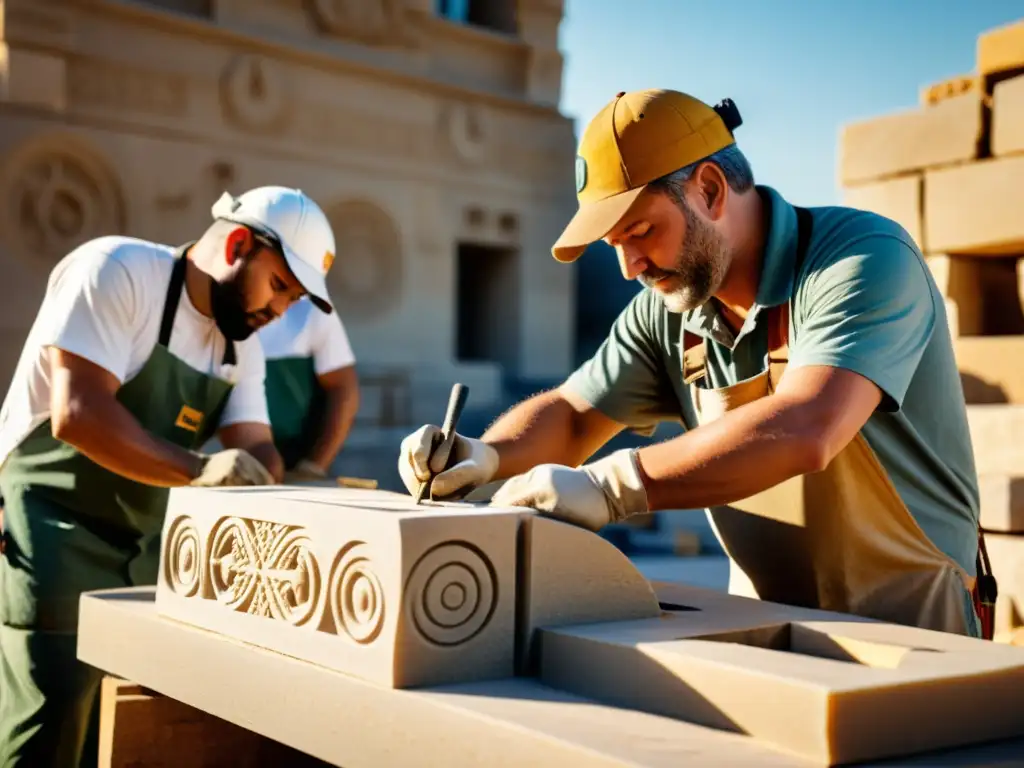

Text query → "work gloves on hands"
[398,425,499,500]
[284,458,329,483]
[190,448,275,487]
[489,448,650,531]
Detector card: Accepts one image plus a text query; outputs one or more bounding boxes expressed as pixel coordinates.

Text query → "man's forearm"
[481,390,601,480]
[53,394,202,487]
[306,389,358,471]
[636,395,826,512]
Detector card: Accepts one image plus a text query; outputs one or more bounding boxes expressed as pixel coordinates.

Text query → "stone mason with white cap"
[0,186,337,767]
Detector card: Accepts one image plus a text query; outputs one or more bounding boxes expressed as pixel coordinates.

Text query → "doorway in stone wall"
[455,243,520,373]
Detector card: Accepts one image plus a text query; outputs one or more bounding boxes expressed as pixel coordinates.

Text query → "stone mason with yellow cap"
[0,185,338,766]
[399,89,992,642]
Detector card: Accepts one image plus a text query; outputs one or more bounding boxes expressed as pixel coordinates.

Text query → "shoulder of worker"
[45,235,177,313]
[798,204,924,279]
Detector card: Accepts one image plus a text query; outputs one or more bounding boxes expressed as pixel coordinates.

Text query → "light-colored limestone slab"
[978,19,1024,80]
[78,586,1024,768]
[539,582,1024,766]
[955,336,1024,404]
[155,486,522,688]
[926,255,983,335]
[978,475,1024,532]
[838,92,983,185]
[924,155,1024,254]
[516,515,660,672]
[966,405,1024,476]
[842,175,924,249]
[80,587,820,768]
[992,73,1024,157]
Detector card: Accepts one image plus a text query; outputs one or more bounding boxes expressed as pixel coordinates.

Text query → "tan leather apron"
[683,207,990,637]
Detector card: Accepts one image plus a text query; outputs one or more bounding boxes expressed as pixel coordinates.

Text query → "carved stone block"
[156,486,520,688]
[155,485,663,690]
[539,583,1024,765]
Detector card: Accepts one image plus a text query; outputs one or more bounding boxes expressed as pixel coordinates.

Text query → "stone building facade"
[0,0,579,442]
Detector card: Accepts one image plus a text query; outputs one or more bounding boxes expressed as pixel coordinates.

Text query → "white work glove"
[489,448,649,531]
[398,425,499,500]
[190,448,276,487]
[284,458,328,483]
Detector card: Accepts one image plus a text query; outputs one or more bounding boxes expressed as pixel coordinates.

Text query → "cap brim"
[551,186,646,263]
[282,245,333,314]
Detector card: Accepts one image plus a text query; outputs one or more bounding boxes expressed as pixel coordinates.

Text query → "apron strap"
[161,247,237,366]
[681,330,706,385]
[974,527,998,640]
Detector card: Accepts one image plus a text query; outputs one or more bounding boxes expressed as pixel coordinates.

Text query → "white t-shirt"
[257,296,356,375]
[0,235,269,469]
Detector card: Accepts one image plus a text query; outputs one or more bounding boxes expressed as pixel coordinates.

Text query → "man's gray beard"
[641,201,729,314]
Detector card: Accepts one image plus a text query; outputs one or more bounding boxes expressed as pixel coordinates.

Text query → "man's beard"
[639,200,730,314]
[210,278,264,341]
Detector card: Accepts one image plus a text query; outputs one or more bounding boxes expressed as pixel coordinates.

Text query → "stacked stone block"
[839,18,1024,644]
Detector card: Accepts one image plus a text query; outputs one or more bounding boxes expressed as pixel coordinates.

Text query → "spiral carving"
[164,515,201,597]
[404,542,497,647]
[208,517,320,626]
[328,542,385,644]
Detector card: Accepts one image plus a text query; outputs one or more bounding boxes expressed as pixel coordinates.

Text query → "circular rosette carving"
[323,199,402,319]
[328,542,386,644]
[404,542,497,647]
[163,515,201,597]
[207,517,320,626]
[0,134,125,266]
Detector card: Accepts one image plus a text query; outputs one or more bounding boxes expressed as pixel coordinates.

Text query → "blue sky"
[557,1,1023,206]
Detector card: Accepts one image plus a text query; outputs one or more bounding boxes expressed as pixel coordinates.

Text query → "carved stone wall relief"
[324,199,404,318]
[441,101,488,164]
[307,0,417,46]
[0,135,126,266]
[220,53,291,135]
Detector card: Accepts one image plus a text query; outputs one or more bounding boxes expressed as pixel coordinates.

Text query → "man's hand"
[190,448,275,487]
[489,448,649,531]
[398,425,499,500]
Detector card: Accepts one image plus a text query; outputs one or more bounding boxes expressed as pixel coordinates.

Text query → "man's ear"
[694,162,728,220]
[223,226,251,266]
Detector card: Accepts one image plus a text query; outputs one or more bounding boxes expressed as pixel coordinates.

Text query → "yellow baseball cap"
[552,89,742,263]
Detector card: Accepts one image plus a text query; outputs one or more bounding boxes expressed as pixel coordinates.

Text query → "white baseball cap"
[211,186,336,314]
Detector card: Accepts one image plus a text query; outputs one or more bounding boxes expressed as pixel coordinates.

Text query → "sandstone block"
[945,297,960,338]
[156,486,521,689]
[925,155,1024,254]
[0,44,65,111]
[77,586,839,767]
[978,19,1024,80]
[966,405,1024,476]
[539,582,1024,766]
[155,486,661,689]
[842,175,923,248]
[955,337,1024,404]
[920,74,980,106]
[839,92,983,185]
[993,74,1024,157]
[979,476,1024,532]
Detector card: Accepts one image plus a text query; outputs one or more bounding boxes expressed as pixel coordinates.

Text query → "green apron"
[264,355,325,470]
[0,247,236,768]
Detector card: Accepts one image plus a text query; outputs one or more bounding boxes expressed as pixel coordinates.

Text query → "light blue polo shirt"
[565,185,981,587]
